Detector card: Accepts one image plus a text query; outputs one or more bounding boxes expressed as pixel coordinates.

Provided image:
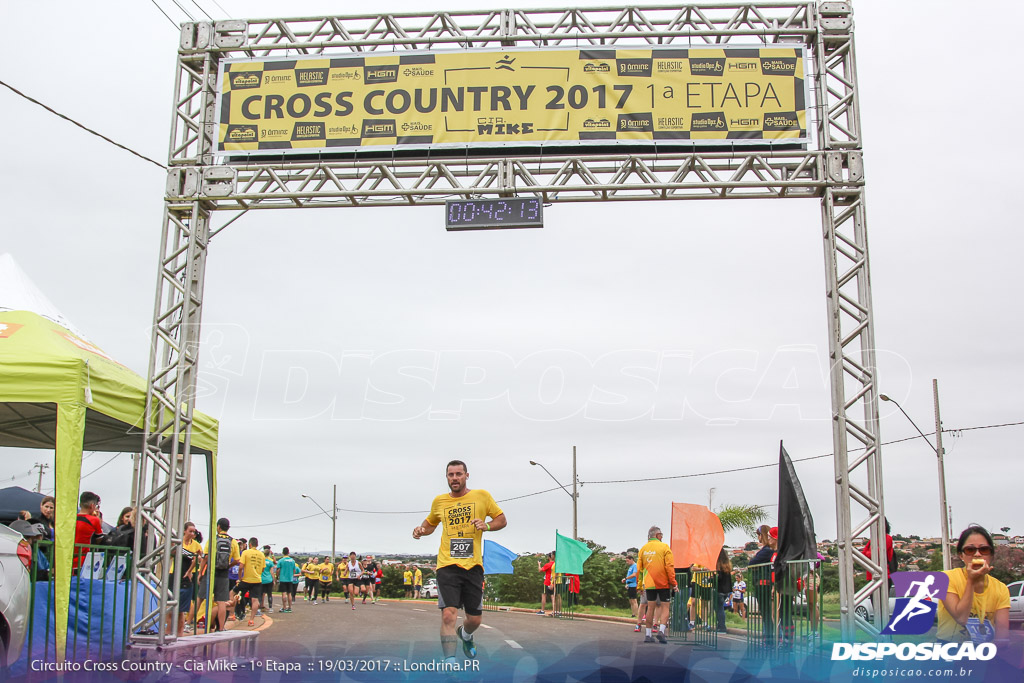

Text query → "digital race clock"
[445,198,544,231]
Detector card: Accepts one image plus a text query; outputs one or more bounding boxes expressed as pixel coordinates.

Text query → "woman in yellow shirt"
[318,557,335,603]
[937,525,1010,644]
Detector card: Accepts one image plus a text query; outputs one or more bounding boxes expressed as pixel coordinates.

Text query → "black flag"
[773,441,817,582]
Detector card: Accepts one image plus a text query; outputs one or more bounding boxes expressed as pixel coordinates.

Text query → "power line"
[81,454,120,480]
[579,419,1024,486]
[0,79,166,171]
[148,0,179,30]
[187,0,214,21]
[168,0,196,22]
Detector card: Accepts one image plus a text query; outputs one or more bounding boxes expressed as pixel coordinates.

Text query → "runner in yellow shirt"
[412,460,506,664]
[318,556,335,603]
[238,537,266,626]
[403,566,413,599]
[302,558,319,602]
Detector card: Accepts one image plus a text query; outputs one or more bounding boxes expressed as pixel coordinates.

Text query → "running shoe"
[312,601,318,605]
[655,632,668,644]
[633,624,641,632]
[456,625,477,659]
[643,635,654,643]
[351,605,356,610]
[247,620,254,627]
[536,610,545,615]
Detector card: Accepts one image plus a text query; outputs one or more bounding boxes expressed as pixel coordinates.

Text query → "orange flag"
[670,503,725,569]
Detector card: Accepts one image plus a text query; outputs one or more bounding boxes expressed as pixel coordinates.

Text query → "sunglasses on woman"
[961,545,993,556]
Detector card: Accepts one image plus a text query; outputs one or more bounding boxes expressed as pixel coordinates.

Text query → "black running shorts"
[645,588,672,603]
[436,564,484,616]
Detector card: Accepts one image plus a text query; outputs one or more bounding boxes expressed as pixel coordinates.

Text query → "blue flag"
[483,539,517,574]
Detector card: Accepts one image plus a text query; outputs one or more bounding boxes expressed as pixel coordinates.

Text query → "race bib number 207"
[450,538,474,559]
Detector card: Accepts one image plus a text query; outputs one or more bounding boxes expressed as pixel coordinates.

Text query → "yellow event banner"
[215,46,809,155]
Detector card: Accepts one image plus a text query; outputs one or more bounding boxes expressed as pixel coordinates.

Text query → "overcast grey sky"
[2,0,1021,557]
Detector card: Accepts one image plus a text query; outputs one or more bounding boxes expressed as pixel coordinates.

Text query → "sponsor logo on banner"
[328,124,360,136]
[294,68,329,87]
[583,62,611,73]
[728,61,760,71]
[331,70,361,81]
[401,122,433,132]
[229,71,262,89]
[689,58,726,75]
[403,67,434,77]
[583,118,611,129]
[364,65,399,84]
[763,112,801,131]
[292,122,326,141]
[362,119,397,137]
[616,59,653,78]
[760,57,798,75]
[690,112,727,131]
[655,60,686,73]
[657,117,688,130]
[617,113,654,132]
[730,117,761,129]
[0,322,24,338]
[225,125,258,142]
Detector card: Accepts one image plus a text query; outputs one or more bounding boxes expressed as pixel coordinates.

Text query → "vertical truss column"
[130,30,220,646]
[815,2,886,639]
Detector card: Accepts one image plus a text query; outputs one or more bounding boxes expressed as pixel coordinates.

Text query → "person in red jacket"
[73,491,104,570]
[537,551,555,615]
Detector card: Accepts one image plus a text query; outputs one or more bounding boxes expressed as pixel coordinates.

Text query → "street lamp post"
[530,446,579,539]
[301,484,337,563]
[880,381,951,570]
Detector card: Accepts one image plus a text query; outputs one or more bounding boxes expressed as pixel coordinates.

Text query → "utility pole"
[934,379,950,570]
[572,446,578,540]
[332,483,337,564]
[33,463,50,493]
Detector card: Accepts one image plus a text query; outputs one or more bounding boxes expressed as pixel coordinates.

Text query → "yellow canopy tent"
[0,308,218,658]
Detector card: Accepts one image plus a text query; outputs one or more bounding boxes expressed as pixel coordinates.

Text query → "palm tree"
[716,504,769,537]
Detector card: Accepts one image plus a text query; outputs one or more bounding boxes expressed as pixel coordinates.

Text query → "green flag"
[554,531,592,574]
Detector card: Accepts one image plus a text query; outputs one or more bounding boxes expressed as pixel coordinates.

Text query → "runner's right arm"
[413,520,437,539]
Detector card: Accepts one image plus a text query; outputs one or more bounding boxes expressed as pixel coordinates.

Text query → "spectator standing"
[638,525,676,644]
[30,496,56,541]
[73,491,104,569]
[863,518,896,588]
[210,519,240,631]
[537,552,555,615]
[403,565,413,598]
[11,520,49,580]
[261,545,276,611]
[731,571,747,618]
[750,525,777,644]
[413,564,423,599]
[277,548,298,613]
[622,555,638,617]
[715,548,733,633]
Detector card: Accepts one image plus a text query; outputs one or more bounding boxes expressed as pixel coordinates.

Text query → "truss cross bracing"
[136,1,883,645]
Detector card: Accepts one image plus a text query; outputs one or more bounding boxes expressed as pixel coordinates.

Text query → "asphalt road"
[252,598,752,681]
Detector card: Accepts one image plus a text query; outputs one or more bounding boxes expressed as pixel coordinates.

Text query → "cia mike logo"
[883,572,949,635]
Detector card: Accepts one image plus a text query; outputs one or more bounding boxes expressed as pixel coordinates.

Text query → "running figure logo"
[496,55,516,71]
[883,572,949,635]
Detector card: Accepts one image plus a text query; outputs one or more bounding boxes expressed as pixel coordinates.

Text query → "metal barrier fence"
[550,573,579,620]
[745,559,822,656]
[25,540,133,663]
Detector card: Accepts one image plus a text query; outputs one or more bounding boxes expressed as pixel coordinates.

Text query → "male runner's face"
[446,465,467,493]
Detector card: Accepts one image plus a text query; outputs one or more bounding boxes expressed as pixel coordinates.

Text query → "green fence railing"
[24,540,133,663]
[745,559,822,656]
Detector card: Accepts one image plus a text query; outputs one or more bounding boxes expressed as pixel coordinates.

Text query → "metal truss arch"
[136,1,882,646]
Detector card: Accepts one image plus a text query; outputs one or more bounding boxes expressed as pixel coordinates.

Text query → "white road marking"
[505,639,522,649]
[481,624,493,629]
[413,608,427,611]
